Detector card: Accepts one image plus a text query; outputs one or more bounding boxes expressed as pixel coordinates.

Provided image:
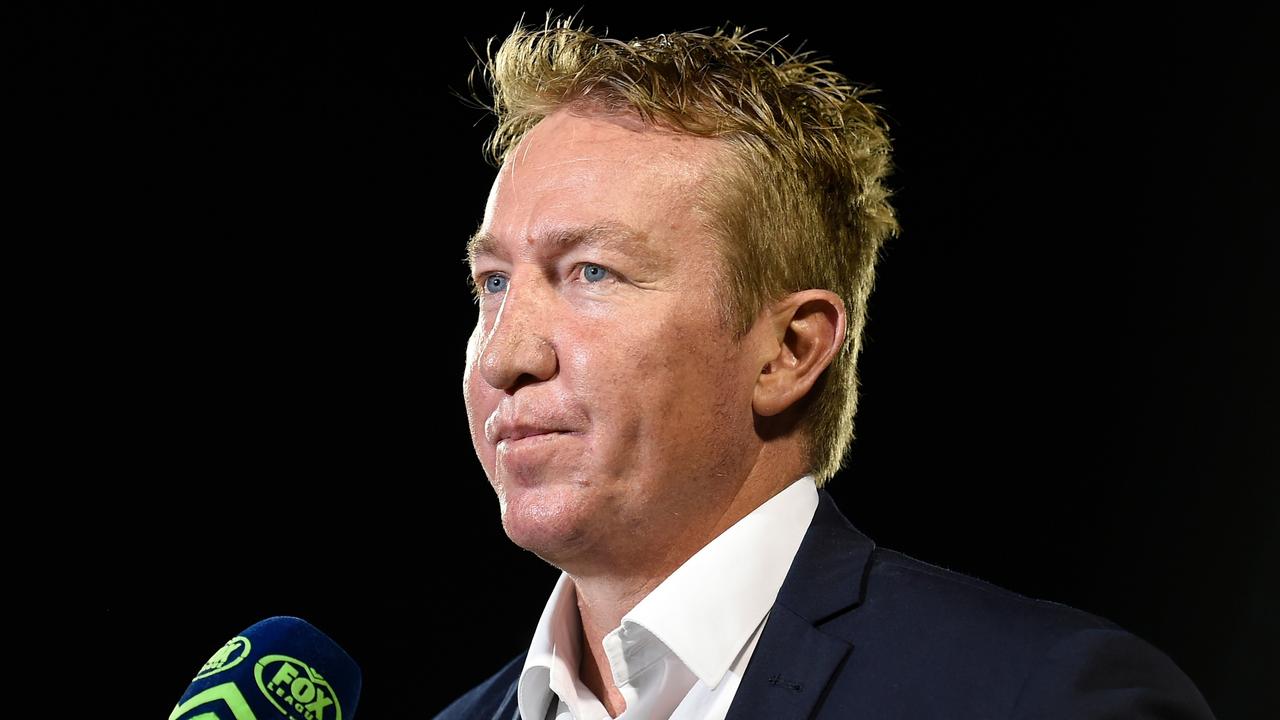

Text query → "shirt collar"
[518,572,588,720]
[517,474,819,717]
[622,474,818,688]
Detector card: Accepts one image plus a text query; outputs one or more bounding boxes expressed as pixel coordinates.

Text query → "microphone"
[170,616,361,720]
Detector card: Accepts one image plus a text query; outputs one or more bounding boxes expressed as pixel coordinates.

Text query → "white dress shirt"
[517,475,820,720]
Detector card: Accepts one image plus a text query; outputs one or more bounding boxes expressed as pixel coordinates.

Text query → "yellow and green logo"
[195,636,252,680]
[170,683,259,720]
[255,655,343,720]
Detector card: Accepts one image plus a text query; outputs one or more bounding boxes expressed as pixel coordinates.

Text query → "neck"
[568,450,808,716]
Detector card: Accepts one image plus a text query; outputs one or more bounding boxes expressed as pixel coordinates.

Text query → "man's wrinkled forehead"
[467,111,728,274]
[466,220,662,271]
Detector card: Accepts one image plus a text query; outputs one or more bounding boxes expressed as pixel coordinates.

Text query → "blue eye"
[581,264,610,283]
[484,275,507,293]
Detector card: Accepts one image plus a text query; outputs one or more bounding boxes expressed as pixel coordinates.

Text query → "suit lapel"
[492,676,520,720]
[725,489,875,720]
[723,605,852,720]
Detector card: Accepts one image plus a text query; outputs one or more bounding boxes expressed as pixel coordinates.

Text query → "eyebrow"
[465,220,657,271]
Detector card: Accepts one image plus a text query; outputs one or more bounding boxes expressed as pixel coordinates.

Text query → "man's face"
[463,109,767,569]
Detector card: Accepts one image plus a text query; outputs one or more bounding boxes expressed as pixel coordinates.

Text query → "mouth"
[498,430,569,449]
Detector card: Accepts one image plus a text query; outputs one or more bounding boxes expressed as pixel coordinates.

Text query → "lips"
[496,426,583,458]
[502,427,563,443]
[487,412,577,446]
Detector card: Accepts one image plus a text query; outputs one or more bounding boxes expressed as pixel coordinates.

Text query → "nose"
[475,276,558,392]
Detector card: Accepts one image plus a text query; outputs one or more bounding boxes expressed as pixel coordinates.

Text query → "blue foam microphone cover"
[171,616,361,720]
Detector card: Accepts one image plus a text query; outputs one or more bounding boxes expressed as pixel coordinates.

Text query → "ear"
[752,290,847,418]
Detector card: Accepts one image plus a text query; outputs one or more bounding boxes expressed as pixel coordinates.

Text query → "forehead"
[470,109,727,267]
[467,220,653,269]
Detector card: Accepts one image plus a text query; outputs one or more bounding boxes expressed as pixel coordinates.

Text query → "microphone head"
[171,616,361,720]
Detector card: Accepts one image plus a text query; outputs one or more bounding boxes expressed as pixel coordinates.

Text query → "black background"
[24,4,1275,719]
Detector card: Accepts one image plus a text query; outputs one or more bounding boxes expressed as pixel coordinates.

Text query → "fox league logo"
[256,655,343,720]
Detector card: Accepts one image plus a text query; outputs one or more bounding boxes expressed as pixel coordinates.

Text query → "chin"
[498,483,594,563]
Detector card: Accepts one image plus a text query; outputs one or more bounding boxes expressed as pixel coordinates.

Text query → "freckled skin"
[462,108,773,578]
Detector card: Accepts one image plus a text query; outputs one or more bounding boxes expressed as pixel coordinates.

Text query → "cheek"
[464,322,484,376]
[660,318,752,418]
[462,332,496,463]
[462,356,479,430]
[622,319,737,427]
[463,324,491,401]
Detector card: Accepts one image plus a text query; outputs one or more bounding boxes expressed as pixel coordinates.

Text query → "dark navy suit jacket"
[435,489,1214,719]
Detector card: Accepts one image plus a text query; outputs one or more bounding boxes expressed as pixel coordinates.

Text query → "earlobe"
[752,291,846,417]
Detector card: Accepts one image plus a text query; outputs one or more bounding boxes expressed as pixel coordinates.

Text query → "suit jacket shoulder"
[434,651,525,720]
[722,490,1216,719]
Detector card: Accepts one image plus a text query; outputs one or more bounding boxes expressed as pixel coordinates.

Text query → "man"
[438,16,1214,720]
